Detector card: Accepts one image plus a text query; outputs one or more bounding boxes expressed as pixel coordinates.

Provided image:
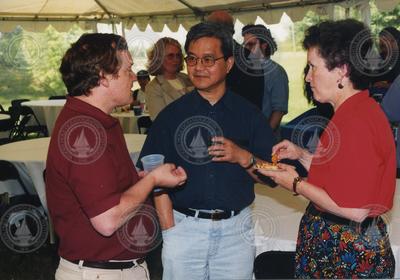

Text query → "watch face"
[251,156,256,166]
[245,155,256,169]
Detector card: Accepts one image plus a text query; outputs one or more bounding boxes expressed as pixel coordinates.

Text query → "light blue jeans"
[161,207,255,280]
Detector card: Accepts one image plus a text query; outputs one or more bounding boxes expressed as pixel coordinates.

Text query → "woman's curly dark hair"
[303,19,371,90]
[60,33,128,97]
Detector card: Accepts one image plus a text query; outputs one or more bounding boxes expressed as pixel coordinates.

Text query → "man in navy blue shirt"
[138,22,276,280]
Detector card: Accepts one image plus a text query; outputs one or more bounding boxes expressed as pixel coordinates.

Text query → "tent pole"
[360,1,371,26]
[112,21,117,34]
[121,21,126,38]
[345,7,350,18]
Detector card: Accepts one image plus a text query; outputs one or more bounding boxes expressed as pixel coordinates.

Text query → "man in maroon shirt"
[46,33,187,280]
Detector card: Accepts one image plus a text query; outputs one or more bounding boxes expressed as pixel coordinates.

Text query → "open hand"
[257,163,299,191]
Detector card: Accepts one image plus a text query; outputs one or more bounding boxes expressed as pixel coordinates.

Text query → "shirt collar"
[66,96,119,129]
[190,89,236,112]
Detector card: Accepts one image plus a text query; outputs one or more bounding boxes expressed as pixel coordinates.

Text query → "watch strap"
[244,155,256,169]
[292,176,303,196]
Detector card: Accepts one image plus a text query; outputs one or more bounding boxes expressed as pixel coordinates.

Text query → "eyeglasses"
[184,55,225,67]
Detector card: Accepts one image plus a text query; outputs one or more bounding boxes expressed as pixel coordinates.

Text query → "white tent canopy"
[0,0,399,32]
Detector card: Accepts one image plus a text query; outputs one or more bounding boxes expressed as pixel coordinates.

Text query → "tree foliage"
[0,25,86,106]
[294,11,329,50]
[370,1,400,33]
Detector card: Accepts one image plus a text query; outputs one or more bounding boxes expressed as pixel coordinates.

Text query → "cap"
[136,70,150,78]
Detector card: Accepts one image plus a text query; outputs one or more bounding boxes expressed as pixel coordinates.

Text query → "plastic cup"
[141,154,165,172]
[141,154,165,193]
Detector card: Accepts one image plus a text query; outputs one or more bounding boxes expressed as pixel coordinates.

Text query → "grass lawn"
[273,51,312,123]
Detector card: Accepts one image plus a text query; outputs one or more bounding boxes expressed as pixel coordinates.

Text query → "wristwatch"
[292,176,303,196]
[244,154,256,169]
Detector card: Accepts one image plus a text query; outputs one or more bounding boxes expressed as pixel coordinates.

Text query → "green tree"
[0,25,87,106]
[0,27,23,67]
[0,27,37,106]
[370,1,400,33]
[294,11,328,50]
[30,26,69,96]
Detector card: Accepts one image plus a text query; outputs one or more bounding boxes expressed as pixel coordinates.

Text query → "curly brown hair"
[303,19,371,90]
[146,37,184,76]
[60,33,128,97]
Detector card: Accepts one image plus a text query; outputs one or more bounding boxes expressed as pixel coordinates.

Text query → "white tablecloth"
[111,111,149,134]
[22,100,65,135]
[21,100,146,135]
[0,134,146,211]
[253,181,400,278]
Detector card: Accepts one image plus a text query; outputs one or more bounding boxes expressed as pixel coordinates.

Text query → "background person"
[258,19,396,278]
[381,73,400,177]
[132,69,150,109]
[377,26,400,85]
[370,26,400,102]
[145,37,193,120]
[242,24,289,133]
[46,33,187,280]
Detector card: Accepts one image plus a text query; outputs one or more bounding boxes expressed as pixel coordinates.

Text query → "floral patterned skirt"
[294,204,395,279]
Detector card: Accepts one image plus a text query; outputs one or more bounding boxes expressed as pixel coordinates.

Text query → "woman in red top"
[259,19,396,278]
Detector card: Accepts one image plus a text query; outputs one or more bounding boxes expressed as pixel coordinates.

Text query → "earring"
[338,79,344,89]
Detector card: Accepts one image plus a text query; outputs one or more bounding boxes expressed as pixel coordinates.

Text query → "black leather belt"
[69,258,145,270]
[307,203,377,229]
[175,208,240,220]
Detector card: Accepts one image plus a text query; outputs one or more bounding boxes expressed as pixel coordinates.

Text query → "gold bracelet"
[292,176,303,196]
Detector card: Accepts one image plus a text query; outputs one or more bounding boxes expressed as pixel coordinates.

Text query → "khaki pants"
[56,258,150,280]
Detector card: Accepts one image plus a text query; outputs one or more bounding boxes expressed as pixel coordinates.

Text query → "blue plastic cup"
[141,154,165,172]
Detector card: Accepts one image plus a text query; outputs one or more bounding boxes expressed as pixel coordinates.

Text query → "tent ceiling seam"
[94,0,117,19]
[38,0,49,14]
[176,0,204,17]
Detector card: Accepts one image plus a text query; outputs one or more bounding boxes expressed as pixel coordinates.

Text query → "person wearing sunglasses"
[146,37,193,120]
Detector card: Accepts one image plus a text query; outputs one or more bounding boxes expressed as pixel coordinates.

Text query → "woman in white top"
[146,37,193,120]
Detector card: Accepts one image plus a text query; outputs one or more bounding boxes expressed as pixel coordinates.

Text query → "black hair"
[184,22,233,58]
[242,24,278,57]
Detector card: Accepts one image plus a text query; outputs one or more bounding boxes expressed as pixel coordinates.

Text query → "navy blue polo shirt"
[137,89,276,210]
